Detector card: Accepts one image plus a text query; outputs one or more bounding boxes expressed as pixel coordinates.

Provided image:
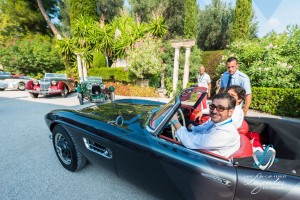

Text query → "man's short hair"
[212,93,236,109]
[226,57,238,64]
[228,85,246,100]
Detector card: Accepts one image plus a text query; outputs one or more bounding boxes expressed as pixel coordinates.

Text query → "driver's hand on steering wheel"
[171,114,179,121]
[170,114,182,130]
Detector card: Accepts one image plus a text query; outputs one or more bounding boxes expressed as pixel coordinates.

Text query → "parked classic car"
[0,71,31,91]
[44,87,300,199]
[26,73,77,98]
[3,76,31,91]
[77,76,115,105]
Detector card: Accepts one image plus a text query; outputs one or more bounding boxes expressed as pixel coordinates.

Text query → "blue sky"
[198,0,300,37]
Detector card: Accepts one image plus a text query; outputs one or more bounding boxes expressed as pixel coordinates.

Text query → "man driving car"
[170,93,240,157]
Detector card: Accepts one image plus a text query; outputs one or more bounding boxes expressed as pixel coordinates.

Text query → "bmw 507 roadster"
[45,87,300,199]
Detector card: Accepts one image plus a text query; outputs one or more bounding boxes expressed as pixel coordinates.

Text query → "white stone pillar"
[76,53,83,83]
[183,47,191,89]
[82,59,88,81]
[172,47,180,98]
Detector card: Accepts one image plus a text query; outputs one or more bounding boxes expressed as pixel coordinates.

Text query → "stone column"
[82,59,88,81]
[170,39,195,97]
[183,47,191,89]
[172,47,180,98]
[75,53,83,83]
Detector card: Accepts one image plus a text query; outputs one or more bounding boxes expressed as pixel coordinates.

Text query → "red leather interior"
[190,109,201,121]
[159,135,182,145]
[231,134,253,158]
[246,132,264,148]
[199,115,210,124]
[237,120,249,135]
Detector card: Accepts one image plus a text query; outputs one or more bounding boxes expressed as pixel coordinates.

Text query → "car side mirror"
[116,116,123,126]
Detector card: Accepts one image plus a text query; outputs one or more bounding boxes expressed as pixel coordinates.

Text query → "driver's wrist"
[170,119,179,125]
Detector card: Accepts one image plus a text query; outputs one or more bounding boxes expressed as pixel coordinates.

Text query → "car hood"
[78,99,165,125]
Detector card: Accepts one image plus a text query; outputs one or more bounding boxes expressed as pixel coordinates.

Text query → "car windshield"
[149,98,175,130]
[148,87,208,131]
[45,73,67,79]
[87,76,102,82]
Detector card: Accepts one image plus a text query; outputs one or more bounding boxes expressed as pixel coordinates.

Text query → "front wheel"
[18,82,26,91]
[52,125,86,172]
[29,93,38,98]
[61,86,68,98]
[110,92,115,101]
[78,92,84,105]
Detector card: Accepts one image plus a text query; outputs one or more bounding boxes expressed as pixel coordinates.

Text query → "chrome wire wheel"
[54,132,72,165]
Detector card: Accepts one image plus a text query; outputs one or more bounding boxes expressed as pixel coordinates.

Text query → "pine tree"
[232,0,252,41]
[184,0,197,39]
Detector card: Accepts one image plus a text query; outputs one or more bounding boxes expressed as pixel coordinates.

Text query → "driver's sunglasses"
[209,104,230,112]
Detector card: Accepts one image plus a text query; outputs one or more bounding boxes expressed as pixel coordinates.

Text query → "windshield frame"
[44,73,67,79]
[146,87,208,136]
[146,97,180,135]
[87,76,102,82]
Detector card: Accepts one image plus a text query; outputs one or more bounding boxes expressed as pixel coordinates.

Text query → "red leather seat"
[237,120,249,135]
[231,134,253,158]
[246,132,264,148]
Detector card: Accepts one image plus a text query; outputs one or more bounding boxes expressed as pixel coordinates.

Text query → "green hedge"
[88,67,134,82]
[251,87,300,117]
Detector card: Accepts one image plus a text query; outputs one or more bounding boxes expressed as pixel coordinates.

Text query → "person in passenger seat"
[227,85,246,128]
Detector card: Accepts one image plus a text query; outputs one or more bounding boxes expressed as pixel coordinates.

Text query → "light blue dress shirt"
[220,70,251,94]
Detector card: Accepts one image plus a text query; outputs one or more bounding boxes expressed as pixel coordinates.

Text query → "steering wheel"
[171,108,186,141]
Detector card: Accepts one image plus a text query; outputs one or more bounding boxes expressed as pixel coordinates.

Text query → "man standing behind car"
[197,65,211,98]
[218,57,252,116]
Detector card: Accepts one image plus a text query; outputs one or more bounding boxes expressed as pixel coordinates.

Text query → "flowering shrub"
[126,33,165,79]
[217,25,300,88]
[105,81,159,97]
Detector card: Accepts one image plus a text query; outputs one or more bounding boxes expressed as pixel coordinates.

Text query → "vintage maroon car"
[26,73,77,98]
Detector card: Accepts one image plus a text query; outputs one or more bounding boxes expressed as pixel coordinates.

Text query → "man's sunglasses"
[209,104,231,112]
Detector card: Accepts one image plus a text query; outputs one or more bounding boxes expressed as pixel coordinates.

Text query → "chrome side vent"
[83,137,112,159]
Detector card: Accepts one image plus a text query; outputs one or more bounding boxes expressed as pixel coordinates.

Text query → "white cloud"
[267,18,280,28]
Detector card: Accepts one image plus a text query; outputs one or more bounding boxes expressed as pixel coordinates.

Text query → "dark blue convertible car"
[45,87,300,199]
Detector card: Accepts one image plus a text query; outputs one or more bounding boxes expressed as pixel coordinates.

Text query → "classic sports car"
[45,87,300,199]
[77,76,115,105]
[0,71,31,91]
[3,76,31,91]
[26,73,77,98]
